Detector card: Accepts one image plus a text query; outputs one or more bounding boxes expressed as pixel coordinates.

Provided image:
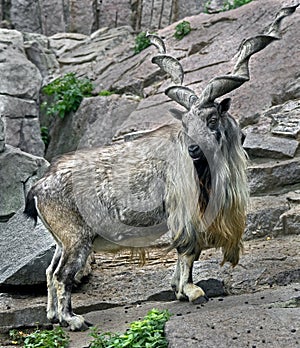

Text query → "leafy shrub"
[9,327,69,348]
[222,0,253,11]
[89,308,171,348]
[134,31,151,54]
[42,72,94,119]
[174,21,191,40]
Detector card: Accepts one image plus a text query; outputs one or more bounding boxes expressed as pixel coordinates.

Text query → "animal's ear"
[169,108,185,121]
[218,98,231,115]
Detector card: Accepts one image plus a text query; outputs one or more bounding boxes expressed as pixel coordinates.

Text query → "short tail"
[24,189,38,225]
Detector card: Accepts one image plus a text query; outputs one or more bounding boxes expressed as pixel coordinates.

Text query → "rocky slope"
[0,0,233,35]
[0,1,299,344]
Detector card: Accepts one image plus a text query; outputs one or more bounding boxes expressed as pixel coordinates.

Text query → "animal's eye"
[208,117,218,127]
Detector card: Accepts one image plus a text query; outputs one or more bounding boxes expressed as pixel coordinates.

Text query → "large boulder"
[243,99,300,238]
[244,196,289,240]
[0,211,55,286]
[0,141,53,287]
[0,29,45,156]
[0,145,49,222]
[242,98,300,239]
[0,95,45,157]
[243,133,298,160]
[244,100,300,196]
[23,32,60,79]
[45,94,138,160]
[0,29,41,100]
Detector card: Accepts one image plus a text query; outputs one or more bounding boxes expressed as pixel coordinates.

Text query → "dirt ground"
[0,234,299,347]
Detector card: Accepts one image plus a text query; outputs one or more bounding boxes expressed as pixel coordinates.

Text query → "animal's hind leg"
[175,249,207,302]
[54,241,92,331]
[46,244,62,323]
[171,258,181,293]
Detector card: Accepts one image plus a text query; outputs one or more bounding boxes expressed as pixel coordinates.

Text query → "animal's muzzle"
[188,144,203,160]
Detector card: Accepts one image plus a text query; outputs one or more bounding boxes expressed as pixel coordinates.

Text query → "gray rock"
[0,29,42,100]
[48,26,135,92]
[115,101,178,138]
[204,0,234,13]
[272,74,300,105]
[239,112,260,128]
[3,0,235,36]
[286,190,300,204]
[247,158,300,195]
[269,100,300,139]
[243,133,298,159]
[48,32,88,57]
[0,95,38,118]
[0,95,45,157]
[0,145,49,221]
[68,0,97,35]
[0,115,5,153]
[244,196,289,240]
[23,32,60,78]
[280,206,300,236]
[45,95,138,160]
[165,286,300,348]
[10,0,43,34]
[245,100,300,139]
[0,210,55,286]
[138,0,177,30]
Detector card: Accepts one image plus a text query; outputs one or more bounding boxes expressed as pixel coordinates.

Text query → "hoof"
[49,318,60,324]
[176,292,189,301]
[47,312,59,324]
[184,283,206,302]
[60,320,69,328]
[83,320,94,328]
[70,320,93,331]
[68,315,93,331]
[192,295,209,305]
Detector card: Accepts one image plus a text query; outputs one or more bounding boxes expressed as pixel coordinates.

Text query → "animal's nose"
[188,144,202,159]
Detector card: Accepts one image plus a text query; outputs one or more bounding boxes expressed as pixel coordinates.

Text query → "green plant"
[222,0,253,11]
[22,327,69,348]
[9,327,69,347]
[134,31,151,54]
[89,308,171,348]
[42,72,94,119]
[174,21,191,40]
[99,90,116,96]
[204,1,211,13]
[9,329,29,345]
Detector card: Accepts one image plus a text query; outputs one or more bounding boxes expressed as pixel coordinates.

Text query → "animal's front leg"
[175,251,207,302]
